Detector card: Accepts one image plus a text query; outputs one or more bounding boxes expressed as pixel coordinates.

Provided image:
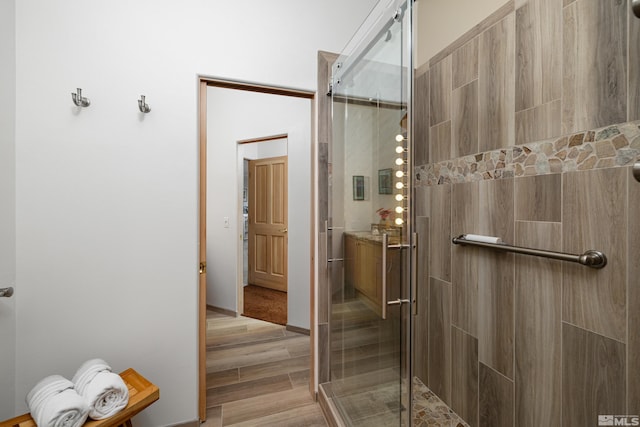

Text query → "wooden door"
[248,156,288,292]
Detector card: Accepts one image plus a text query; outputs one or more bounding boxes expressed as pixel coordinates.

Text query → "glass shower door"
[327,1,412,425]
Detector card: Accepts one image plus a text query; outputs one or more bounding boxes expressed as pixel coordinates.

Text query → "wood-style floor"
[202,309,327,427]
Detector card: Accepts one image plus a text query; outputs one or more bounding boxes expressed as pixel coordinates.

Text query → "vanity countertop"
[344,230,401,245]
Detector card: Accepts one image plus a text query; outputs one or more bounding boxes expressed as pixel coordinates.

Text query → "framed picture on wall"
[353,175,365,200]
[378,168,392,194]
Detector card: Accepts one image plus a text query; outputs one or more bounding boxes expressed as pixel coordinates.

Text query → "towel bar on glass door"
[0,287,14,298]
[452,234,607,269]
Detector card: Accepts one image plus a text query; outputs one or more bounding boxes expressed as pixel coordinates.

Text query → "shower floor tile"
[413,377,469,427]
[330,298,470,426]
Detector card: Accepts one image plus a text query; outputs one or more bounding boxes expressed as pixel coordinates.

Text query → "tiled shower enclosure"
[413,1,640,426]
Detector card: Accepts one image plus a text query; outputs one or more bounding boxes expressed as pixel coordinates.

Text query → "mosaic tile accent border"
[415,121,640,186]
[413,377,469,427]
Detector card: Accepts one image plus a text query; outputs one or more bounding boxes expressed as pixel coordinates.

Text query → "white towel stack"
[72,358,129,420]
[26,375,89,427]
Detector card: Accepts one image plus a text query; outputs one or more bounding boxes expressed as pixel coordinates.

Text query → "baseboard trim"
[286,324,310,335]
[208,304,306,333]
[206,304,237,317]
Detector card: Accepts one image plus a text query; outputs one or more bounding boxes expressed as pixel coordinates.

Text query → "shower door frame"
[316,0,415,423]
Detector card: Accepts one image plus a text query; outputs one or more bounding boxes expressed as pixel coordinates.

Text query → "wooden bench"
[0,368,159,427]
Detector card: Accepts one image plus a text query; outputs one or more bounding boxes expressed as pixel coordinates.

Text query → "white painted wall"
[0,0,16,420]
[207,88,311,329]
[12,0,377,424]
[344,105,375,231]
[416,0,508,66]
[255,139,288,159]
[340,103,401,232]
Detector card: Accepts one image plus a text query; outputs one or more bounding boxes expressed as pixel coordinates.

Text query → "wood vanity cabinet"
[344,233,400,316]
[344,234,359,294]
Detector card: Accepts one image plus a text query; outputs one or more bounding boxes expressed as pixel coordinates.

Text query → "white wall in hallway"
[0,0,16,419]
[207,87,311,329]
[12,0,377,424]
[255,138,288,159]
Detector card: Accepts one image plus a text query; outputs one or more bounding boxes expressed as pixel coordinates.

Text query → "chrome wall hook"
[71,88,90,107]
[138,95,151,113]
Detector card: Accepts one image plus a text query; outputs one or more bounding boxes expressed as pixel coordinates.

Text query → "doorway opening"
[197,78,315,421]
[238,135,289,326]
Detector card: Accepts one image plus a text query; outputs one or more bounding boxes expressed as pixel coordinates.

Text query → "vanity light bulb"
[395,146,404,154]
[395,182,404,189]
[395,206,403,214]
[395,170,404,178]
[395,134,404,142]
[395,194,403,201]
[395,218,404,225]
[395,158,404,166]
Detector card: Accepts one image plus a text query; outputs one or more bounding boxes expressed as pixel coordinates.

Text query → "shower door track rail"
[452,234,607,269]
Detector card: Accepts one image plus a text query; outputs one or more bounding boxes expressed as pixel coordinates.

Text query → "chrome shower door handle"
[325,220,344,264]
[411,232,417,316]
[382,233,388,319]
[381,235,410,319]
[325,220,329,265]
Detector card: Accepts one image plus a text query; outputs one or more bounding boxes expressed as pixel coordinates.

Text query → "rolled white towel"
[72,359,129,420]
[463,234,502,244]
[71,359,111,395]
[26,375,89,427]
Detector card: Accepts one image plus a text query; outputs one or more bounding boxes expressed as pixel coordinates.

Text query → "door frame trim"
[315,50,338,395]
[197,76,315,421]
[238,133,288,145]
[197,80,207,422]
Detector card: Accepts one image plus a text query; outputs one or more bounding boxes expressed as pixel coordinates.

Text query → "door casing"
[197,77,315,421]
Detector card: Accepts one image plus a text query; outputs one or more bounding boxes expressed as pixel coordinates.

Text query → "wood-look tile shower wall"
[414,1,640,426]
